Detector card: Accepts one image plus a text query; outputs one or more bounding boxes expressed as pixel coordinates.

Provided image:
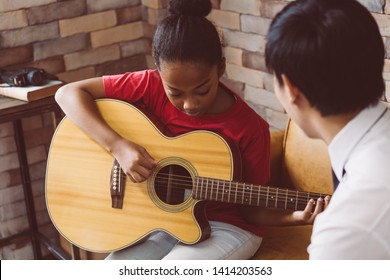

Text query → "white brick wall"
[222,29,266,53]
[221,0,261,16]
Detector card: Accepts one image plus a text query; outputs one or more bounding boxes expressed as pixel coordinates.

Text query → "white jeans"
[105,221,262,260]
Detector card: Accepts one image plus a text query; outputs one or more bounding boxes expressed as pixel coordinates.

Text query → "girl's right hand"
[110,138,157,183]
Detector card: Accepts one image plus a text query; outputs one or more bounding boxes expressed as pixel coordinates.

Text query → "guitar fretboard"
[193,176,329,211]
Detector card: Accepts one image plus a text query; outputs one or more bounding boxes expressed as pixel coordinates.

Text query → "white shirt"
[308,102,390,259]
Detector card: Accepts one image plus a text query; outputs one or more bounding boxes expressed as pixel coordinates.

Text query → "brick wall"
[0,0,147,81]
[1,0,390,259]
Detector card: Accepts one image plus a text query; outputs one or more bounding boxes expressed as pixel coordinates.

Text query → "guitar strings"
[154,172,329,199]
[151,173,330,205]
[116,168,330,205]
[152,183,315,209]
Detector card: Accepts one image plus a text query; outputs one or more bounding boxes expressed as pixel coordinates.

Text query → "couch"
[252,119,333,259]
[58,119,333,260]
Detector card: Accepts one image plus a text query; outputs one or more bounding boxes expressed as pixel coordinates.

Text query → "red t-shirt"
[103,69,270,236]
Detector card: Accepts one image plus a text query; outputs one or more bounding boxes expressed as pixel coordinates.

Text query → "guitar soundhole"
[155,164,193,206]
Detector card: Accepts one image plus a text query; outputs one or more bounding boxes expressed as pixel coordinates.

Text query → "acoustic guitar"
[46,99,330,253]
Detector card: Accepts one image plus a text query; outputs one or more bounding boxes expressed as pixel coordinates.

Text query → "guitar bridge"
[110,159,126,209]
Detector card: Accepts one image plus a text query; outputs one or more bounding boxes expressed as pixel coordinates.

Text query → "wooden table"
[0,95,72,259]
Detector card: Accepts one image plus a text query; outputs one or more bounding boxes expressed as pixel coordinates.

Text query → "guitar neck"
[193,176,329,211]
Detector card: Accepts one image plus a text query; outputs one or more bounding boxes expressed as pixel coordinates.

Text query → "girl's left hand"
[292,196,331,225]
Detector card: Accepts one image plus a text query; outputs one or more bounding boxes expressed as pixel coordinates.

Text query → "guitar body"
[46,99,237,253]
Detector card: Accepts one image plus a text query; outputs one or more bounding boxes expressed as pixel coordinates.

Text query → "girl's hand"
[111,138,157,183]
[291,196,331,225]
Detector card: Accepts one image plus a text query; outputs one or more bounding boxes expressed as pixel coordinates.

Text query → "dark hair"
[152,0,222,68]
[265,0,385,116]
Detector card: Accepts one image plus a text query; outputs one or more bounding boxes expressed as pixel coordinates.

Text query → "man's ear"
[218,57,226,78]
[281,74,301,104]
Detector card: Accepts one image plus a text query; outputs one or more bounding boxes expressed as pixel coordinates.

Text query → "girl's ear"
[218,57,226,78]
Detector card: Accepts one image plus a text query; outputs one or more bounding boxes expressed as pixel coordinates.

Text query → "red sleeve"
[103,70,159,105]
[102,69,169,119]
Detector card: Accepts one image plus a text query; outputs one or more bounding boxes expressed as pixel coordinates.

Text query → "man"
[265,0,390,259]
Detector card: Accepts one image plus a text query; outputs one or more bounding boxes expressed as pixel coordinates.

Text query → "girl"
[55,0,323,260]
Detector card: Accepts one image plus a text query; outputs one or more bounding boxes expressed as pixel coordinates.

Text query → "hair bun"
[168,0,212,17]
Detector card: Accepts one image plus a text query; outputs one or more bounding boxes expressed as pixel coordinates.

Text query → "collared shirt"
[308,102,390,259]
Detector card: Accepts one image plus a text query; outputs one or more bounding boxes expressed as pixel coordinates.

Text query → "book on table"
[0,80,64,102]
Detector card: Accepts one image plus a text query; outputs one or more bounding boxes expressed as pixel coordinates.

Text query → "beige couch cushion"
[254,120,333,260]
[282,120,333,194]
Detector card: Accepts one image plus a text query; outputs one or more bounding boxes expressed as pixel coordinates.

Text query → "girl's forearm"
[55,82,123,153]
